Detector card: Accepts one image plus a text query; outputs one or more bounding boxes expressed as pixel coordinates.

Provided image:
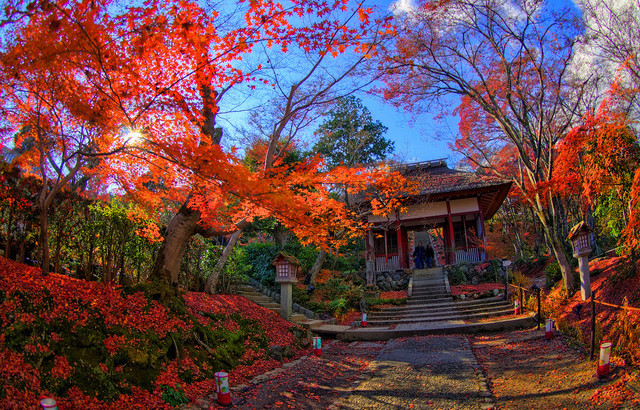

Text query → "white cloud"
[390,0,417,15]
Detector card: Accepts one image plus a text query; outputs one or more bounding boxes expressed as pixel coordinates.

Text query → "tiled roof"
[399,161,511,196]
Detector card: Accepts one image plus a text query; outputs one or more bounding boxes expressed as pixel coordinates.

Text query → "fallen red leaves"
[379,290,408,299]
[0,257,309,408]
[450,282,503,296]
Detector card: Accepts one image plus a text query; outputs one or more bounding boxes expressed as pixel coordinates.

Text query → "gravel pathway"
[334,335,492,409]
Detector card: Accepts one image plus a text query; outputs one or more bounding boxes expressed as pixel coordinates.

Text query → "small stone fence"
[245,277,321,321]
[357,269,411,291]
[444,260,505,286]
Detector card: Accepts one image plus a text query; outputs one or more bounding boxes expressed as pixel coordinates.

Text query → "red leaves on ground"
[450,283,502,296]
[0,257,309,408]
[379,290,407,299]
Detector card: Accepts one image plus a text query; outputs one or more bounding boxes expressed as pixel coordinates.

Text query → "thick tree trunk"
[150,198,201,285]
[308,247,327,284]
[39,208,50,275]
[204,228,243,294]
[273,223,288,247]
[5,209,12,259]
[535,206,574,292]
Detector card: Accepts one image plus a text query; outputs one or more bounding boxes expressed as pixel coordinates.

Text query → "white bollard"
[313,336,322,356]
[40,398,58,410]
[215,371,231,406]
[597,341,613,378]
[545,319,554,339]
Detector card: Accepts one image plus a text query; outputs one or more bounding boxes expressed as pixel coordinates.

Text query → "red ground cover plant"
[450,283,503,297]
[540,256,640,365]
[379,290,407,299]
[0,257,309,408]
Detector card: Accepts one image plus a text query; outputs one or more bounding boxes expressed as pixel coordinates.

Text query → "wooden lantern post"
[568,221,593,300]
[272,252,299,321]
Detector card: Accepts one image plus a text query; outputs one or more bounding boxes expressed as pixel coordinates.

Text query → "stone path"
[333,336,492,409]
[222,335,493,409]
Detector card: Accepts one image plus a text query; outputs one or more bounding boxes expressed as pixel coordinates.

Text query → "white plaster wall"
[368,197,478,223]
[450,197,479,214]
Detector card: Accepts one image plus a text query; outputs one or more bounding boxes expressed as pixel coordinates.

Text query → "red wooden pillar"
[447,200,455,265]
[397,225,408,269]
[477,201,488,261]
[365,229,374,263]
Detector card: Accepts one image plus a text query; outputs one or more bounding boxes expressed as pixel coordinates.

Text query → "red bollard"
[545,319,554,339]
[215,371,232,406]
[361,312,367,327]
[313,336,322,356]
[597,341,613,378]
[514,299,521,315]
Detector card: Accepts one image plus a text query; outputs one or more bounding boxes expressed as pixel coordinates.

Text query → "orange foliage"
[1,0,403,257]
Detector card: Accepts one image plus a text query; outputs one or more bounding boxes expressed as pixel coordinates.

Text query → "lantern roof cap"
[567,221,593,241]
[272,252,300,266]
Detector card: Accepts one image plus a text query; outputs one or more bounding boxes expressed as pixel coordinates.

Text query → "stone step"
[456,304,512,315]
[412,279,446,287]
[294,318,325,330]
[242,296,274,304]
[454,300,512,310]
[367,308,515,326]
[378,300,456,312]
[370,302,511,319]
[453,296,506,307]
[369,308,457,320]
[408,296,453,304]
[410,289,448,297]
[367,314,463,326]
[370,301,509,318]
[239,291,265,297]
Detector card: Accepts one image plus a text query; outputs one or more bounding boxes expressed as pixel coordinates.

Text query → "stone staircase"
[235,283,325,330]
[367,267,513,326]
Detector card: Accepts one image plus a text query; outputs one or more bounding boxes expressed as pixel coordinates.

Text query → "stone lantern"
[568,221,593,300]
[272,252,299,321]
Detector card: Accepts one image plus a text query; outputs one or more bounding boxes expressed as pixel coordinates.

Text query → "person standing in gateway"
[413,241,426,269]
[425,243,435,268]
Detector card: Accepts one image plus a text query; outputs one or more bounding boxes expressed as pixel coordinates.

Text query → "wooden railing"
[375,255,400,271]
[455,247,481,263]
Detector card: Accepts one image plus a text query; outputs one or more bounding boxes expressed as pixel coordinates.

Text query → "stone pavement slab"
[332,335,491,409]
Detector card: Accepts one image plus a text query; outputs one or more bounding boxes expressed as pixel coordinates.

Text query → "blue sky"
[361,0,581,166]
[359,92,459,165]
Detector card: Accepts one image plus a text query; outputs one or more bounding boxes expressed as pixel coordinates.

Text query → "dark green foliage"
[327,298,347,316]
[241,242,280,285]
[367,298,407,308]
[448,267,468,286]
[545,262,563,288]
[311,96,394,169]
[161,384,189,407]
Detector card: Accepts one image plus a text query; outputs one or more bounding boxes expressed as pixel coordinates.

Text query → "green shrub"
[448,268,467,286]
[368,298,406,308]
[327,298,347,316]
[161,384,189,407]
[292,285,310,305]
[545,262,562,288]
[240,243,279,286]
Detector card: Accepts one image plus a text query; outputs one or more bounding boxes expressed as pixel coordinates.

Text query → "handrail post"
[590,290,597,359]
[537,288,541,329]
[519,287,524,313]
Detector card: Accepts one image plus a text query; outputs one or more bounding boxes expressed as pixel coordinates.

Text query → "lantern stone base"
[577,255,591,300]
[276,279,296,321]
